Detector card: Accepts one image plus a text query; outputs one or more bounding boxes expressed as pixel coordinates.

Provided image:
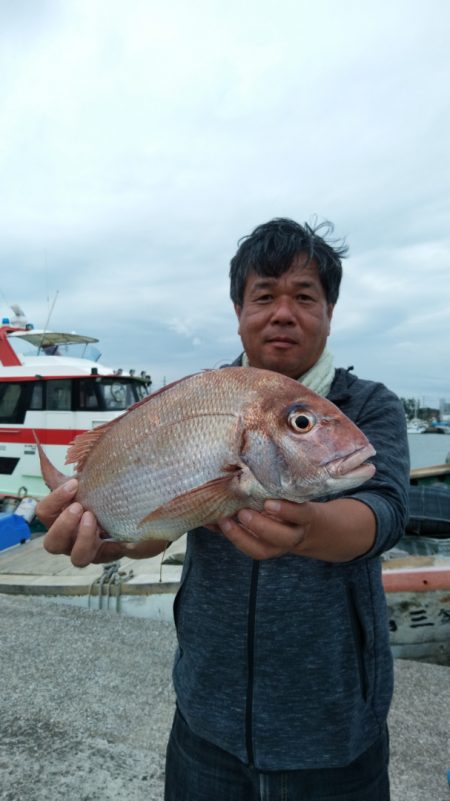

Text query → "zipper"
[245,560,260,766]
[346,583,368,701]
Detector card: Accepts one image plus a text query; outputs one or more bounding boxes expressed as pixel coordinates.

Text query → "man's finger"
[219,517,284,560]
[43,502,84,556]
[263,499,308,525]
[93,540,130,564]
[36,479,79,528]
[70,511,105,567]
[234,509,306,552]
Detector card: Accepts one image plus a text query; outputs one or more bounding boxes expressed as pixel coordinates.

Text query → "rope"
[87,561,134,613]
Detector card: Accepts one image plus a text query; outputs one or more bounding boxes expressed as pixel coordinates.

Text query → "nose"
[270,296,296,324]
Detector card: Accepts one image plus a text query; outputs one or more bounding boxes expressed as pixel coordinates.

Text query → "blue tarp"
[0,513,31,551]
[406,484,450,537]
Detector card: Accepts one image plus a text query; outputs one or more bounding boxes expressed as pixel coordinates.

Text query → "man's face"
[234,254,334,380]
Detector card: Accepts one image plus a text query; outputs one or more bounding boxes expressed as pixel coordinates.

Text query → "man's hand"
[37,480,168,567]
[218,498,376,563]
[217,501,310,560]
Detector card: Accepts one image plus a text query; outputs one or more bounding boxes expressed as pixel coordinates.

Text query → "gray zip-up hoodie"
[172,365,410,770]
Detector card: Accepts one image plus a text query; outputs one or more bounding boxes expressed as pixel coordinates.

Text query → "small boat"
[425,423,450,435]
[406,418,427,434]
[382,462,450,663]
[0,306,152,507]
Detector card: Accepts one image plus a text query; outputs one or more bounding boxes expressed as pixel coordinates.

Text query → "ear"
[323,304,334,337]
[234,304,242,336]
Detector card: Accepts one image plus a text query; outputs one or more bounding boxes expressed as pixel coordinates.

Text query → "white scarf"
[241,348,335,398]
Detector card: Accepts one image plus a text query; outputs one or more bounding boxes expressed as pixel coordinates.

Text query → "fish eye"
[288,410,316,433]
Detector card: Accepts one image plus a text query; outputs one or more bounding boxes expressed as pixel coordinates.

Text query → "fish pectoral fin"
[138,472,242,529]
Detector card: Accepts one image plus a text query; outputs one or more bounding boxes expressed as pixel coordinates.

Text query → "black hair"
[229,217,348,306]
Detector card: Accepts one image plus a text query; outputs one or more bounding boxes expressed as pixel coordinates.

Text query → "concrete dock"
[0,534,185,602]
[1,537,450,801]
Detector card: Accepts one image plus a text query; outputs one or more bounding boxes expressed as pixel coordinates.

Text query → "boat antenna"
[37,290,59,354]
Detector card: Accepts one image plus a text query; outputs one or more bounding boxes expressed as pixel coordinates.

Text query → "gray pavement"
[1,594,449,801]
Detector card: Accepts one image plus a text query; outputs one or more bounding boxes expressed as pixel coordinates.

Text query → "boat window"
[0,456,20,474]
[72,378,148,411]
[0,382,31,424]
[30,382,44,410]
[101,381,133,410]
[99,379,147,410]
[78,379,100,410]
[46,379,72,411]
[66,343,102,362]
[0,383,22,422]
[135,382,148,401]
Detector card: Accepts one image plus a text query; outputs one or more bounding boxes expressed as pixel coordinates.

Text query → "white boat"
[428,423,450,435]
[383,552,450,664]
[382,466,450,663]
[406,418,427,434]
[0,307,152,504]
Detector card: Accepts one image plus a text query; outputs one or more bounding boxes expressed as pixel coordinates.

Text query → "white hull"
[0,317,151,501]
[383,556,450,664]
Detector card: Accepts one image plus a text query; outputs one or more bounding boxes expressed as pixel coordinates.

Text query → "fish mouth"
[325,444,376,479]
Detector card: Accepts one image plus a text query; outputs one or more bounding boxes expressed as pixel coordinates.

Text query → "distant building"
[439,398,450,422]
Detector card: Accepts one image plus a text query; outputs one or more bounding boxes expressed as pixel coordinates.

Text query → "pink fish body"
[38,367,375,542]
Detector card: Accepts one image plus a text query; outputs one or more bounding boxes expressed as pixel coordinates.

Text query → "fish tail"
[33,431,70,491]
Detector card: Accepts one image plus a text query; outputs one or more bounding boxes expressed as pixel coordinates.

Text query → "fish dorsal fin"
[65,423,115,471]
[123,370,209,414]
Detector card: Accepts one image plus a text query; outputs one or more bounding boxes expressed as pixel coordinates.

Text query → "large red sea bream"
[38,367,376,543]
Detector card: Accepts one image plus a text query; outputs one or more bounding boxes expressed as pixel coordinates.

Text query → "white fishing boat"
[0,305,152,506]
[382,465,450,663]
[406,418,427,434]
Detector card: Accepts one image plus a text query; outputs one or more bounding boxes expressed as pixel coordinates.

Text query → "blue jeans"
[164,709,390,801]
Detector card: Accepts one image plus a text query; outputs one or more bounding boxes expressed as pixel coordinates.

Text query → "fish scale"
[38,367,376,543]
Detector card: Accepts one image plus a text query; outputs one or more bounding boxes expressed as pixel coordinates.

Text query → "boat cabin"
[0,321,151,501]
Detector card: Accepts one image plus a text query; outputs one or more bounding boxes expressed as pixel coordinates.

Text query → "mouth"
[266,337,298,349]
[325,444,376,479]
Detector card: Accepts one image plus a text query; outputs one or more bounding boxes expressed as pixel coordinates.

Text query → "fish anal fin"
[138,470,242,530]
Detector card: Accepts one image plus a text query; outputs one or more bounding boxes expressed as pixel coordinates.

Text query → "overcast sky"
[0,0,449,406]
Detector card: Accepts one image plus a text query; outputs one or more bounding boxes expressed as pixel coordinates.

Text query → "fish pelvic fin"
[33,431,70,491]
[138,471,242,531]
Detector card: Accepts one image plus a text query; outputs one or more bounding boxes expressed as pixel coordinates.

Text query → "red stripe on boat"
[0,428,86,445]
[383,567,450,593]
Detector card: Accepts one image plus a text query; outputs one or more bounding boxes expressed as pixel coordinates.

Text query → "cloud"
[0,0,449,406]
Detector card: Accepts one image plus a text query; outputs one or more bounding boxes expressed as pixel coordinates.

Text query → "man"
[38,218,410,801]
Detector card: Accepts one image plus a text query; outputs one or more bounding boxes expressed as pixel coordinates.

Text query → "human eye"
[297,291,316,304]
[253,292,273,303]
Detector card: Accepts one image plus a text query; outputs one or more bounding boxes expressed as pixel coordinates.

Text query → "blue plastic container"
[0,513,31,551]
